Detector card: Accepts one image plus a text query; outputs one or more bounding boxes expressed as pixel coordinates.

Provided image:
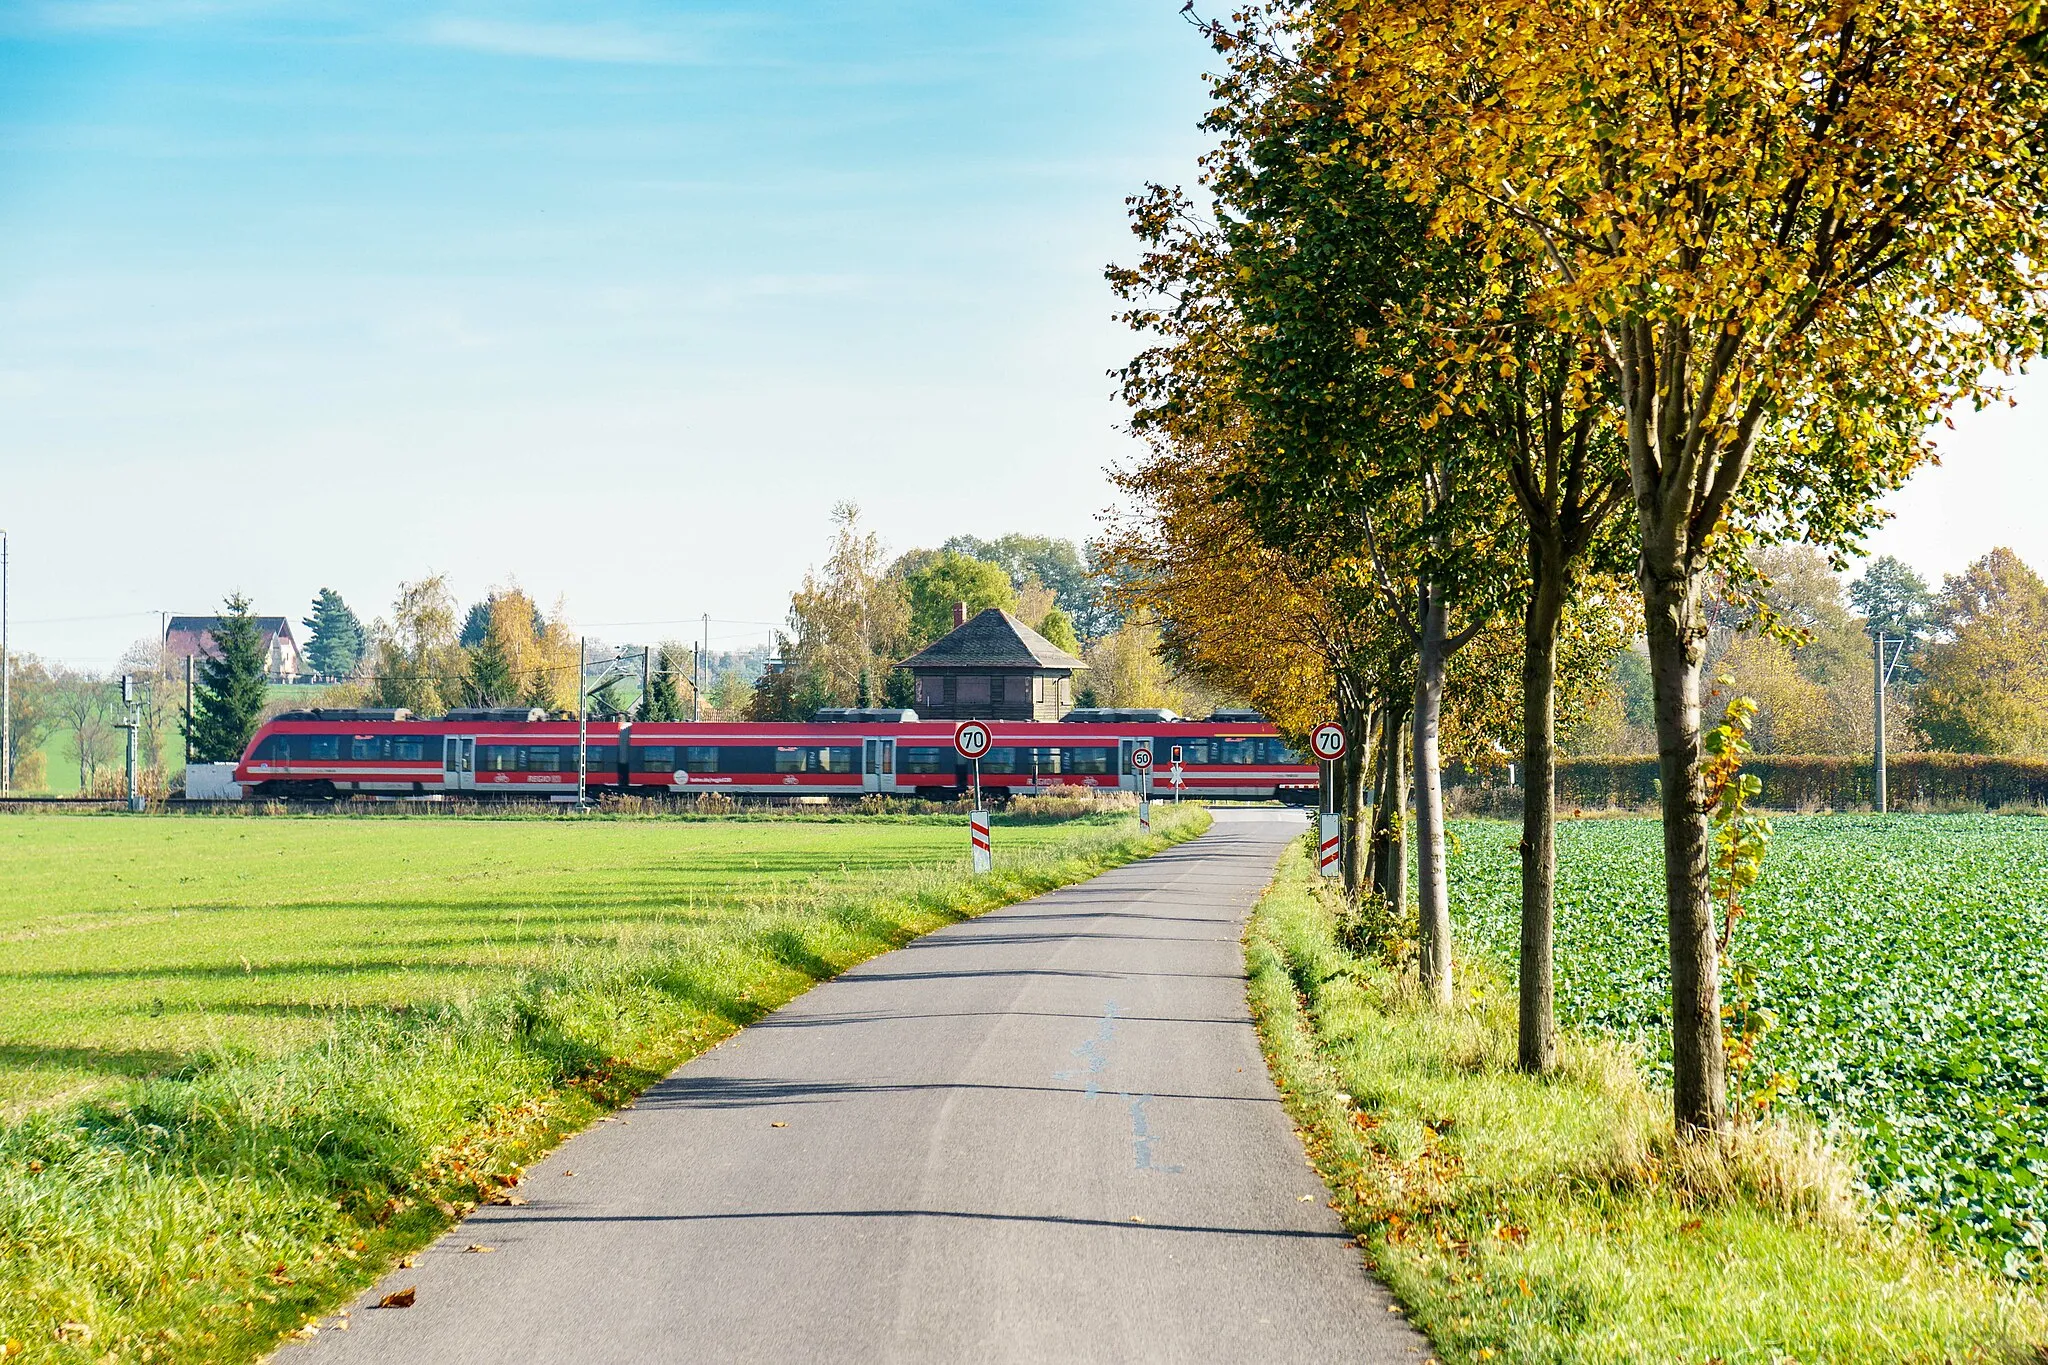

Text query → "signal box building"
[897,606,1086,722]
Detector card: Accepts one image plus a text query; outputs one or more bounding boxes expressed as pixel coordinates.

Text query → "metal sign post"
[1132,744,1153,833]
[1310,723,1347,879]
[954,721,993,873]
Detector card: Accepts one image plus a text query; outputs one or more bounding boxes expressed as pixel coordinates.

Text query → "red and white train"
[230,707,1319,803]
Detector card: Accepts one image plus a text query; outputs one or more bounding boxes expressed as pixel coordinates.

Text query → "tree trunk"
[1413,589,1453,1009]
[1642,565,1728,1136]
[1518,542,1566,1074]
[1368,704,1402,904]
[1340,702,1374,898]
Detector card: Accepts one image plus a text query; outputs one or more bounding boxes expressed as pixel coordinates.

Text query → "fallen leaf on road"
[378,1288,417,1310]
[1297,1194,1313,1202]
[1130,1216,1143,1223]
[399,1254,418,1268]
[562,1170,575,1177]
[485,1190,528,1206]
[770,1122,786,1128]
[464,1245,496,1254]
[288,1322,319,1340]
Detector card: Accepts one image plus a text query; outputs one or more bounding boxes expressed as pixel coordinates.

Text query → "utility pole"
[184,655,195,765]
[641,644,652,720]
[577,636,589,808]
[1,529,10,793]
[696,613,709,722]
[1873,632,1905,814]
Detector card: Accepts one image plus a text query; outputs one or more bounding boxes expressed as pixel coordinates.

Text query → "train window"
[1218,738,1258,765]
[638,745,676,773]
[684,746,718,773]
[1267,738,1304,764]
[1061,746,1112,775]
[306,736,340,760]
[981,747,1020,775]
[586,745,617,771]
[524,746,562,772]
[903,746,952,776]
[773,747,803,773]
[726,746,780,773]
[351,737,382,760]
[255,733,289,760]
[1033,747,1061,776]
[392,739,427,761]
[478,745,518,772]
[818,746,857,774]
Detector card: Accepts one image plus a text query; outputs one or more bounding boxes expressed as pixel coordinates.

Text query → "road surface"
[296,808,1431,1363]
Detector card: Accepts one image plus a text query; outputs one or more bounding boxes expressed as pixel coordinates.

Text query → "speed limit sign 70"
[1309,722,1348,762]
[954,721,993,760]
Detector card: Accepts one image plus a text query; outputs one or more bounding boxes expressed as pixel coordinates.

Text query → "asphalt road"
[295,808,1432,1363]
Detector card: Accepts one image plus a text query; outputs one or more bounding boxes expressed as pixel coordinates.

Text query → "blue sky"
[1,0,1216,663]
[1,0,2041,667]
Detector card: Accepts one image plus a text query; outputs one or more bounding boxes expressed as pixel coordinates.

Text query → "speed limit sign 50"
[954,721,993,760]
[1309,722,1348,762]
[1131,746,1153,772]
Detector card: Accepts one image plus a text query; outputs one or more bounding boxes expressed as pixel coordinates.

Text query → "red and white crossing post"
[955,722,994,873]
[1309,722,1347,880]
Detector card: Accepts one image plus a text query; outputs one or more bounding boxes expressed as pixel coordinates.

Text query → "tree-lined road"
[301,810,1428,1363]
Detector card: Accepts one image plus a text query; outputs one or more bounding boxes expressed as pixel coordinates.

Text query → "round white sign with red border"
[1130,746,1153,772]
[1309,722,1348,761]
[954,721,993,760]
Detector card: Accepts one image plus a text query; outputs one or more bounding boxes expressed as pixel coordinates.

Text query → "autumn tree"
[1321,0,2048,1131]
[370,576,463,716]
[4,653,58,789]
[1913,548,2048,753]
[780,504,912,709]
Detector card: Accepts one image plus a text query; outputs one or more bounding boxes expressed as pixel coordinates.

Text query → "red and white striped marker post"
[956,722,994,874]
[969,808,992,874]
[1310,722,1347,880]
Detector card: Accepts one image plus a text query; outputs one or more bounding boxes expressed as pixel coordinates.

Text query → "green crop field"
[0,812,1137,1116]
[1452,814,2048,1279]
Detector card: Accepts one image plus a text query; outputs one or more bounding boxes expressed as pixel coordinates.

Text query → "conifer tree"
[466,631,516,707]
[302,588,364,680]
[188,593,270,761]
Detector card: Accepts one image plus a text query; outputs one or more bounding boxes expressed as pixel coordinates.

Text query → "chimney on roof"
[953,601,968,629]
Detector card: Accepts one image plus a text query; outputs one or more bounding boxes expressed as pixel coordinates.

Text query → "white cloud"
[414,16,689,64]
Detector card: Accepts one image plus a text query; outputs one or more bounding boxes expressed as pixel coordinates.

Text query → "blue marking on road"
[1053,1000,1182,1174]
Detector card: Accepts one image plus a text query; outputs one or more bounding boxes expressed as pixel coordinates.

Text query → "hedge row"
[1458,753,2048,811]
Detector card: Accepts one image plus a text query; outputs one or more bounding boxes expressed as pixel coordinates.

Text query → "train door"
[442,736,475,793]
[863,738,897,793]
[1119,739,1142,793]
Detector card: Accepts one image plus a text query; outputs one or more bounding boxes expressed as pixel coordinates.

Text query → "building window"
[957,675,990,708]
[916,675,941,707]
[1034,676,1046,703]
[1008,676,1032,707]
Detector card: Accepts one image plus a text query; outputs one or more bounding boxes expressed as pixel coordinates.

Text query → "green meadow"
[0,807,1209,1361]
[0,812,1149,1115]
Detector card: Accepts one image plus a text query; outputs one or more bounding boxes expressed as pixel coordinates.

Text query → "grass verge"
[0,805,1209,1363]
[1245,835,2048,1364]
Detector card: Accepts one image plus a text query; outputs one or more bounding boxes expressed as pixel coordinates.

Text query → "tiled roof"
[897,609,1086,671]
